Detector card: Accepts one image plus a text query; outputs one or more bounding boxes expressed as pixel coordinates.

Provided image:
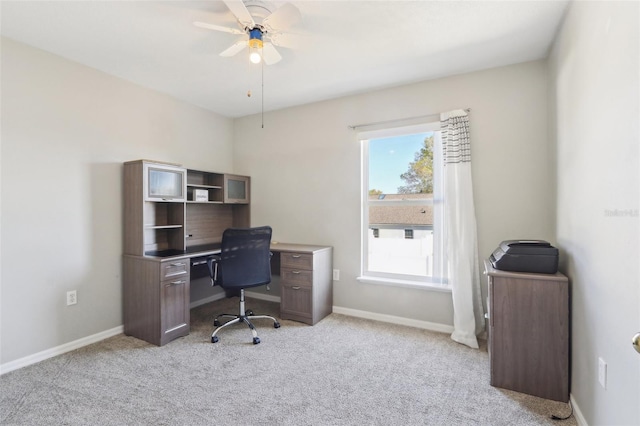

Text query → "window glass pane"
[368,228,435,276]
[366,132,437,279]
[368,133,434,197]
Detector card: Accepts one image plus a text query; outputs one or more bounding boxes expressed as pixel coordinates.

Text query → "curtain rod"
[348,108,471,130]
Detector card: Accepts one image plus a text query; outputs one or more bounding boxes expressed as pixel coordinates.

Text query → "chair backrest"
[217,226,272,289]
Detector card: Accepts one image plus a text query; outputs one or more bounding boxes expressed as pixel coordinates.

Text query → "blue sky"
[369,132,432,194]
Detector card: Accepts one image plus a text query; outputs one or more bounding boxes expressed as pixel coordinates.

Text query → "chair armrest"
[206,255,221,286]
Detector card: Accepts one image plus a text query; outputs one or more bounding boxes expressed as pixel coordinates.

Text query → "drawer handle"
[292,286,301,290]
[168,262,185,267]
[169,280,186,285]
[291,254,301,258]
[292,270,301,274]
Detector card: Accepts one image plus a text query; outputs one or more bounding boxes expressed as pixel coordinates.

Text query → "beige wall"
[0,38,234,364]
[549,1,640,424]
[233,60,554,327]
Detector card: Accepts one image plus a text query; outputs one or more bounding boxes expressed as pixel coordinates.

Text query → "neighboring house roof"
[369,193,434,226]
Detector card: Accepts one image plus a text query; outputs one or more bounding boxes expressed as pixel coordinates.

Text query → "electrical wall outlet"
[66,290,77,306]
[333,269,340,281]
[598,357,607,389]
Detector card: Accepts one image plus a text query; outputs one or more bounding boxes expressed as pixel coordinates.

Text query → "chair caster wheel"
[274,322,281,329]
[211,336,219,343]
[214,320,220,326]
[246,310,254,316]
[253,337,260,345]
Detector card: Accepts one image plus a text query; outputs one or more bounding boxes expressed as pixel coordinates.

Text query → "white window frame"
[358,122,448,289]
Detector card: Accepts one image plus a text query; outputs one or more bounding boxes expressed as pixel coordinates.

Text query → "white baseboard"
[189,292,226,309]
[197,296,451,336]
[190,291,280,309]
[571,394,588,426]
[245,291,281,303]
[333,306,455,334]
[195,297,450,334]
[0,326,124,376]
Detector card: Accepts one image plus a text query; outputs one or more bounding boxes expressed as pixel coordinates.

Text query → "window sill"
[357,276,452,293]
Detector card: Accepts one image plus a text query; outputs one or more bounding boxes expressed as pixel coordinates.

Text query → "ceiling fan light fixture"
[249,47,262,64]
[196,0,301,67]
[248,28,263,64]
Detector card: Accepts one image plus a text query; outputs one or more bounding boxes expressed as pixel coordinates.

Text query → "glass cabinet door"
[145,163,186,201]
[223,174,250,204]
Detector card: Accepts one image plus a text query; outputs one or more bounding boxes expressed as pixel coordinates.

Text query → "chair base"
[211,289,280,344]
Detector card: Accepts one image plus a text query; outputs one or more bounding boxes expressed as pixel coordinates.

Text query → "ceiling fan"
[194,0,301,65]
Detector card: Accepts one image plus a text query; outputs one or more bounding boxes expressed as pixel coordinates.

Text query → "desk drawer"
[161,260,189,280]
[281,282,312,322]
[281,252,313,270]
[281,267,312,286]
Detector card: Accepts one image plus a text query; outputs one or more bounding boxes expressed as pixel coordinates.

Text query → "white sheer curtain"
[441,109,484,349]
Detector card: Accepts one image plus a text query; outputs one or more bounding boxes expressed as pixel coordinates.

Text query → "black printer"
[490,240,559,274]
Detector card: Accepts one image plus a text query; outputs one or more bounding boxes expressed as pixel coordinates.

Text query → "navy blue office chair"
[206,226,280,344]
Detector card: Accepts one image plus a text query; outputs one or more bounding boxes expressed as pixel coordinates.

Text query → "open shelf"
[186,171,223,202]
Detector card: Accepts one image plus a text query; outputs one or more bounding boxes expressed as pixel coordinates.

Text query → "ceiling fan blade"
[223,0,255,29]
[220,39,248,57]
[262,43,282,65]
[193,21,244,35]
[262,3,301,32]
[268,32,300,49]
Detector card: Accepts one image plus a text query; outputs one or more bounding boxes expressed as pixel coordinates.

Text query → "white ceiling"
[1,1,570,118]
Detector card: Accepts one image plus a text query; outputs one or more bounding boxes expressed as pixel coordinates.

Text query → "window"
[360,122,446,286]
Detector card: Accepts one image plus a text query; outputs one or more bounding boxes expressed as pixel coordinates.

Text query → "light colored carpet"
[1,297,575,425]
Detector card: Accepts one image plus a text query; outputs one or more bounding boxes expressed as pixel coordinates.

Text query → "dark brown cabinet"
[278,246,333,325]
[123,256,190,346]
[485,261,569,402]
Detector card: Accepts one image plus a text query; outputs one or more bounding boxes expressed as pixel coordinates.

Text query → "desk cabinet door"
[145,163,186,202]
[161,277,190,344]
[489,274,569,402]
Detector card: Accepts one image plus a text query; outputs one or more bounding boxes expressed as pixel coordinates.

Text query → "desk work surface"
[270,241,332,253]
[141,242,331,260]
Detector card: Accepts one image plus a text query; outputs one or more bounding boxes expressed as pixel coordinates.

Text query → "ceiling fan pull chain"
[261,53,264,129]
